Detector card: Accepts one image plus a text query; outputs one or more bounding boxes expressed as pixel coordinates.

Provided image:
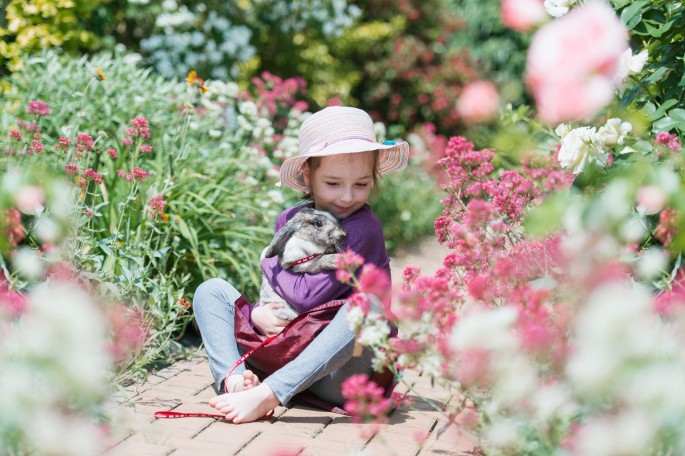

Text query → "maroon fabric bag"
[233,295,396,413]
[233,295,347,374]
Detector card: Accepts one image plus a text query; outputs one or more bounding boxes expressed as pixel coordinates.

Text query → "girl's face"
[303,152,375,220]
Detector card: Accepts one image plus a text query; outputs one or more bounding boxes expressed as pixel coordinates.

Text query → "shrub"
[345,1,685,453]
[0,49,292,381]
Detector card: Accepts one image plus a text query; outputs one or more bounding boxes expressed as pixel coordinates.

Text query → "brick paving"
[105,237,479,455]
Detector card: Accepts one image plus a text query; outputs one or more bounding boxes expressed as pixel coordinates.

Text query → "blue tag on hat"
[382,140,396,145]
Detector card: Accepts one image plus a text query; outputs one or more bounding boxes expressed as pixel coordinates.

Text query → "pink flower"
[655,131,682,152]
[148,194,167,217]
[335,269,353,283]
[129,117,151,139]
[106,304,146,362]
[654,268,685,317]
[341,374,392,424]
[121,137,133,146]
[15,185,44,215]
[655,208,678,246]
[357,264,392,312]
[526,1,628,124]
[335,249,365,271]
[3,208,26,246]
[64,162,79,175]
[84,207,94,217]
[140,144,153,153]
[83,168,104,184]
[54,136,71,152]
[106,147,118,160]
[131,167,151,182]
[456,81,500,125]
[636,185,666,215]
[501,0,547,32]
[0,272,28,317]
[9,130,22,141]
[27,100,51,116]
[29,140,44,154]
[75,133,94,152]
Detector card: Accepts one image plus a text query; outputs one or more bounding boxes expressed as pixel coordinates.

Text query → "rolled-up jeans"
[192,278,374,406]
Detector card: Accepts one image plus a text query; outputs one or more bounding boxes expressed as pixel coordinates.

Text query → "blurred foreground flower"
[526,1,628,124]
[0,282,114,455]
[456,80,500,125]
[501,0,547,32]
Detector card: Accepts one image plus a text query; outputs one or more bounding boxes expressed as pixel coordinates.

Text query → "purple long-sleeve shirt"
[261,203,391,313]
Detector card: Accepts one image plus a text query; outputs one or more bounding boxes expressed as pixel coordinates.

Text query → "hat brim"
[279,139,410,192]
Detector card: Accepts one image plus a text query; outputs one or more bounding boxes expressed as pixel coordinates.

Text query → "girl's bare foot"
[223,370,260,393]
[209,383,280,423]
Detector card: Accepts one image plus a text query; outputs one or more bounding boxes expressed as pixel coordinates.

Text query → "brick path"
[105,238,480,455]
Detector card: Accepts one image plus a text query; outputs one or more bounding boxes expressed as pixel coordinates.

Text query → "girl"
[193,106,409,423]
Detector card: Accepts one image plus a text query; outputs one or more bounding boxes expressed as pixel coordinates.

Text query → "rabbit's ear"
[264,223,296,258]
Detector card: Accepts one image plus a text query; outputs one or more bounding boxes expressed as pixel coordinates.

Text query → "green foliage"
[370,157,444,254]
[447,0,532,107]
[0,0,110,76]
[1,49,278,382]
[612,0,685,134]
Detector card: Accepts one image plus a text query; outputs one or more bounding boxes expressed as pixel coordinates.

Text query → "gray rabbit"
[258,208,347,320]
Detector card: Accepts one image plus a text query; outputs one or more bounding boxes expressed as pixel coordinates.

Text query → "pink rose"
[526,1,628,124]
[636,185,666,215]
[501,0,547,31]
[456,81,500,125]
[15,185,45,215]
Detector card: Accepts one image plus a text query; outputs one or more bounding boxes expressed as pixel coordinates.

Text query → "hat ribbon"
[307,136,377,154]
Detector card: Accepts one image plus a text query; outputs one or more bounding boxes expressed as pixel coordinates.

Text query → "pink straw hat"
[279,106,410,192]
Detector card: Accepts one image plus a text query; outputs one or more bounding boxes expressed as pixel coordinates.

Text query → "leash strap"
[155,333,279,421]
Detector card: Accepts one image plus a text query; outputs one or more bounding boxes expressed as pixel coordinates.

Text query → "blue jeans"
[193,278,374,406]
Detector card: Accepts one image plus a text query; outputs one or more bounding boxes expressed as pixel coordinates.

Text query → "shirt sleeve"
[260,204,390,313]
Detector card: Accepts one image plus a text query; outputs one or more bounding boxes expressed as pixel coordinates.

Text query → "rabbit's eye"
[314,220,324,228]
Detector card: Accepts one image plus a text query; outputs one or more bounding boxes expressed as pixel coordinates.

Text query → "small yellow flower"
[95,67,106,81]
[186,71,197,85]
[186,70,209,94]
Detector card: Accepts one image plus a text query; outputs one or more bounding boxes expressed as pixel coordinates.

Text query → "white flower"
[238,101,258,118]
[574,411,656,456]
[635,247,667,279]
[555,123,571,138]
[13,247,44,280]
[597,118,632,145]
[543,0,577,17]
[450,306,518,351]
[358,317,390,346]
[346,306,365,332]
[557,126,605,174]
[613,48,649,87]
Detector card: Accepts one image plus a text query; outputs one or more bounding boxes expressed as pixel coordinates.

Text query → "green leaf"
[620,1,648,29]
[644,66,670,84]
[524,191,575,237]
[668,109,685,123]
[644,19,673,37]
[646,99,678,121]
[653,116,678,132]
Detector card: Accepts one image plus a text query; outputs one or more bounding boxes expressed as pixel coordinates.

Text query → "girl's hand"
[251,303,290,337]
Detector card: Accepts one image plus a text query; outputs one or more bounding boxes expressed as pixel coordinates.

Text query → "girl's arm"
[261,205,390,313]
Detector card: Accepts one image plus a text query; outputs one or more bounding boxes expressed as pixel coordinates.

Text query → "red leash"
[154,334,279,421]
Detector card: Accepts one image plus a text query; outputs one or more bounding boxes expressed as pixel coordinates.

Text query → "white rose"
[597,118,632,145]
[555,123,571,138]
[557,126,605,173]
[543,0,576,17]
[613,48,649,87]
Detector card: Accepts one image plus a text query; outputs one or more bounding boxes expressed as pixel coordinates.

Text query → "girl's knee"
[194,278,241,310]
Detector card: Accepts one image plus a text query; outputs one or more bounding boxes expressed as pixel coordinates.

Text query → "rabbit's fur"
[259,208,346,320]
